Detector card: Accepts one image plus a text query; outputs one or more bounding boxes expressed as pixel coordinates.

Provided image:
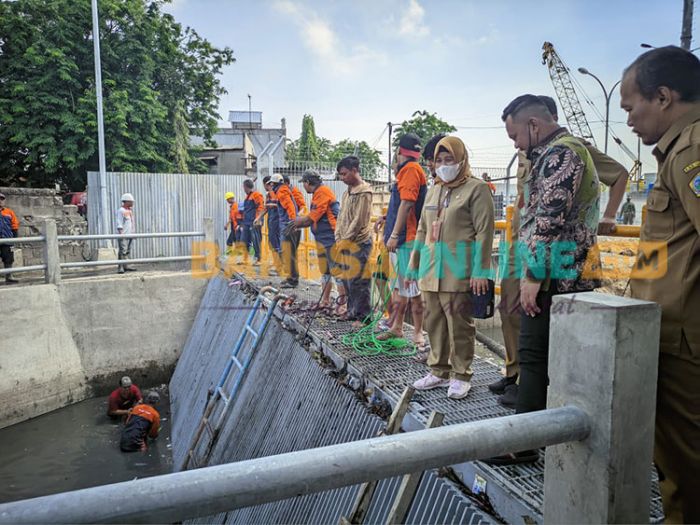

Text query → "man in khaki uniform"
[490,96,629,407]
[621,46,700,523]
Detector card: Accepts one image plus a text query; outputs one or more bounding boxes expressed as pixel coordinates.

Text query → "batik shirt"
[519,128,601,292]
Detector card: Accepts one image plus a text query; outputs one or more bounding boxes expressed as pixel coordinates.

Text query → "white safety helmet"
[121,193,135,203]
[270,173,284,184]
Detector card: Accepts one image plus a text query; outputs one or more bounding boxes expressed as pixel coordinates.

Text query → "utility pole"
[91,0,111,247]
[681,0,694,50]
[387,122,393,184]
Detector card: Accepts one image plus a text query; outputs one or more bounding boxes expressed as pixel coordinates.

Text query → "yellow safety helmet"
[225,192,235,200]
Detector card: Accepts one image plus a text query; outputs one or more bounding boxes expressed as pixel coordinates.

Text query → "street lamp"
[577,67,621,154]
[641,42,700,52]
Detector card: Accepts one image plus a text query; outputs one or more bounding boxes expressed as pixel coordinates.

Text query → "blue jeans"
[240,225,261,260]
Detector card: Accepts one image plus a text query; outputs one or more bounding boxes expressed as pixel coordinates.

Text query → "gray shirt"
[116,206,134,234]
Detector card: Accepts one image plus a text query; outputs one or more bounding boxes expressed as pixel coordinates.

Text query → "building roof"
[228,111,262,125]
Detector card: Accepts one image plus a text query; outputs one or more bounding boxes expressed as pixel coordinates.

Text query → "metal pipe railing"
[57,231,204,241]
[60,255,205,269]
[0,406,589,524]
[0,236,44,245]
[0,265,46,276]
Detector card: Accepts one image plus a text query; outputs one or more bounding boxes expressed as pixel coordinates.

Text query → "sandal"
[412,342,430,363]
[375,331,401,341]
[481,450,540,466]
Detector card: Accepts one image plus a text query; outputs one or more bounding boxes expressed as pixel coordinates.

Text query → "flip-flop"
[481,450,540,466]
[375,331,401,341]
[412,342,430,363]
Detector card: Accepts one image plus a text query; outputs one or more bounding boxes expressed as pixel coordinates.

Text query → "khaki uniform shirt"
[631,106,700,357]
[411,178,495,292]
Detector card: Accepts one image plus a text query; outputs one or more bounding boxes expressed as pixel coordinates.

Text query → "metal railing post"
[42,219,61,285]
[544,292,661,523]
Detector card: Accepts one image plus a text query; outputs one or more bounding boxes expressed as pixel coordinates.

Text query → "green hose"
[340,276,417,357]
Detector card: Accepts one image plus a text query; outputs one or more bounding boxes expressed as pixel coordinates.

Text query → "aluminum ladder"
[181,286,285,471]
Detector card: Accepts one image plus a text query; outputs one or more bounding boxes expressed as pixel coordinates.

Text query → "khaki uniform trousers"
[498,276,521,378]
[423,291,475,382]
[655,336,700,524]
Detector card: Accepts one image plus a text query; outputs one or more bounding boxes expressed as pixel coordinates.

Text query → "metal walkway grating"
[241,272,665,523]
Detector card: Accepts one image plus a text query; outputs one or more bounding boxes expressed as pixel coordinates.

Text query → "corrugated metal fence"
[87,171,348,258]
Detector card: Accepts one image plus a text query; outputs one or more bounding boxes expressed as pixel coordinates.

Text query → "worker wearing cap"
[271,173,300,288]
[241,180,265,264]
[116,193,136,274]
[224,192,239,255]
[292,170,345,307]
[0,192,20,284]
[284,175,307,214]
[120,391,161,452]
[375,133,427,348]
[107,376,143,418]
[621,46,700,523]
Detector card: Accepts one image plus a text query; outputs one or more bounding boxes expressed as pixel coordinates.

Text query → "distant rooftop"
[228,111,262,129]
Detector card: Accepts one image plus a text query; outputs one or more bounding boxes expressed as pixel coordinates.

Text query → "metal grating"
[239,273,666,523]
[171,276,491,524]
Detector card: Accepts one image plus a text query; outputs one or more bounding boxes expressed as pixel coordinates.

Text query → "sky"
[165,0,696,172]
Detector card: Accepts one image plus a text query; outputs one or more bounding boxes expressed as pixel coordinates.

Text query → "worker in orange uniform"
[481,173,497,194]
[284,175,307,214]
[271,174,300,288]
[241,179,265,264]
[0,192,20,284]
[375,133,428,349]
[120,391,161,452]
[224,192,239,256]
[292,170,346,307]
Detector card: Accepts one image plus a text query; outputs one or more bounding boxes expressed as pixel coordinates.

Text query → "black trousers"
[281,229,301,282]
[515,285,558,414]
[0,244,13,267]
[342,241,372,321]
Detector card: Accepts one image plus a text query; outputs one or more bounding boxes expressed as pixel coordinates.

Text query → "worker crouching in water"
[408,136,494,400]
[120,391,161,452]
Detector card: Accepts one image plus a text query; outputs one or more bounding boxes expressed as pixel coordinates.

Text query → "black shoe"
[280,279,298,289]
[498,384,518,409]
[124,267,137,272]
[482,449,539,466]
[488,374,518,394]
[5,276,18,284]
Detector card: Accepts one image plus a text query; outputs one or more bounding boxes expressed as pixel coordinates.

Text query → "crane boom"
[541,42,596,145]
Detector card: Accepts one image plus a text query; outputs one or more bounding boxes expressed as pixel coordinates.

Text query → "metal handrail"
[57,231,204,241]
[0,236,45,245]
[0,265,46,276]
[0,406,589,524]
[60,255,205,269]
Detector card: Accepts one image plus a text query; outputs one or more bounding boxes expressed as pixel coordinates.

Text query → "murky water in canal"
[0,387,173,503]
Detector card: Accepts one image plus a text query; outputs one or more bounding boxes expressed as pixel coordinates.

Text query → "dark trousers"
[515,285,558,414]
[240,225,261,260]
[281,229,301,282]
[341,241,372,321]
[0,244,14,268]
[118,238,133,271]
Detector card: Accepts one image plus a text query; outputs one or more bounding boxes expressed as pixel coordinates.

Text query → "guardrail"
[0,219,215,283]
[0,292,661,524]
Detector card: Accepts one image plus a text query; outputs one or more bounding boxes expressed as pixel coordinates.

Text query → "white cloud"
[398,0,429,38]
[272,0,387,76]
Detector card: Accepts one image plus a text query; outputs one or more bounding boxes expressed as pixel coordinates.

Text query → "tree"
[392,110,457,150]
[328,139,382,180]
[0,0,234,189]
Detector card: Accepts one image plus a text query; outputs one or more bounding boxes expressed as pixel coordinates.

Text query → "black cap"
[398,133,421,156]
[423,133,447,161]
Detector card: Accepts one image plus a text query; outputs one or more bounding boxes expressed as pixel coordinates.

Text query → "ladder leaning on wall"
[180,285,287,471]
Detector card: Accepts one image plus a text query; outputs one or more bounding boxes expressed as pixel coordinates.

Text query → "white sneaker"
[447,379,472,399]
[413,374,450,390]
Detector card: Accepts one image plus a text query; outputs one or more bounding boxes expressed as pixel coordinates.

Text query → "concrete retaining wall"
[0,271,207,428]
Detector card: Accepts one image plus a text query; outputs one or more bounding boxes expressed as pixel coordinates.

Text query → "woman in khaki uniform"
[409,136,494,399]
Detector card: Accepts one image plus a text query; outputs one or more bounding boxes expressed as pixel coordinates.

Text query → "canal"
[0,386,173,503]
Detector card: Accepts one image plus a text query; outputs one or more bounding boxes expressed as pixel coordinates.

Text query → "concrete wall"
[0,187,88,266]
[0,271,207,428]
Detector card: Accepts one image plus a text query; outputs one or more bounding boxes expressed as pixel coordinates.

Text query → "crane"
[542,41,642,185]
[541,42,596,144]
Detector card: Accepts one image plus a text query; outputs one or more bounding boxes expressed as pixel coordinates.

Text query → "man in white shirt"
[116,193,136,274]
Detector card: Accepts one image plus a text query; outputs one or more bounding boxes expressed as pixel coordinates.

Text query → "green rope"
[340,274,417,357]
